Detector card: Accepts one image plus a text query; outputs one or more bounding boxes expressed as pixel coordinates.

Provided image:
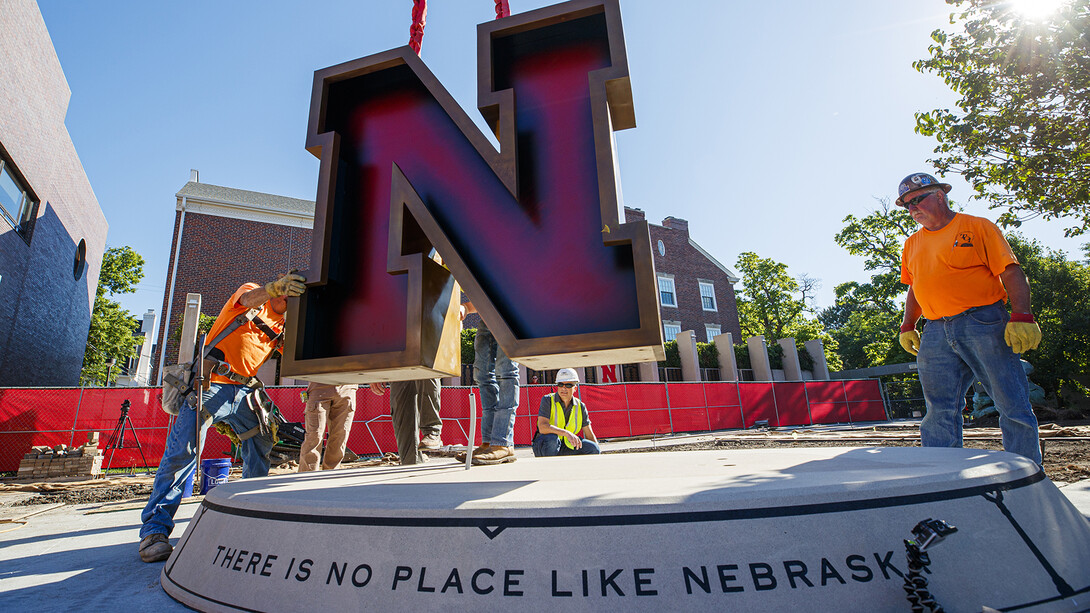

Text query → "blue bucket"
[181,470,195,498]
[200,458,232,494]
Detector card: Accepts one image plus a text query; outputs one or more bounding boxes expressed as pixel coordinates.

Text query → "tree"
[820,199,917,369]
[734,252,842,371]
[1008,234,1090,407]
[169,313,216,345]
[81,246,145,385]
[914,0,1090,236]
[735,252,806,341]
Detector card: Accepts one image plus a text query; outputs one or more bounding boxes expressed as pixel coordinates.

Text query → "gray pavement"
[2,439,1088,612]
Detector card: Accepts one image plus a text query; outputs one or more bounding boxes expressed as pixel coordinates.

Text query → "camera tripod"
[105,399,151,473]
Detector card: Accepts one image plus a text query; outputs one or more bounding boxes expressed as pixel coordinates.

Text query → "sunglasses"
[901,191,934,209]
[557,382,576,388]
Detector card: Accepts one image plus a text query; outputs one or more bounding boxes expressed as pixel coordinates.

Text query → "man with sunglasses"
[896,172,1042,463]
[532,368,600,457]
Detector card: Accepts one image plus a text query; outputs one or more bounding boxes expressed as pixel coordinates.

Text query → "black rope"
[903,518,958,613]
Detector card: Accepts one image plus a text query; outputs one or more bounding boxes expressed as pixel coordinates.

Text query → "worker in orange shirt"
[139,272,305,563]
[896,173,1042,463]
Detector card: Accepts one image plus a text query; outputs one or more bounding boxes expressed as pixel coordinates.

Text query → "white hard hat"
[555,368,579,383]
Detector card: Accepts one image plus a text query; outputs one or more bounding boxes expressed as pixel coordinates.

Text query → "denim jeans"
[917,302,1041,464]
[474,323,519,447]
[532,433,601,457]
[140,384,273,538]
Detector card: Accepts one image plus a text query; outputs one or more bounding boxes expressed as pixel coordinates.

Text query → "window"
[705,324,721,341]
[699,280,717,311]
[658,275,677,307]
[74,239,87,279]
[663,322,681,342]
[0,149,38,242]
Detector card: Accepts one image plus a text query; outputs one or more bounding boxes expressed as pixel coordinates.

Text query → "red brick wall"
[151,211,312,382]
[629,207,742,343]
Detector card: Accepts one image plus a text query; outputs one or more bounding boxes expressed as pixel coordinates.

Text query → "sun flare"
[1009,0,1066,20]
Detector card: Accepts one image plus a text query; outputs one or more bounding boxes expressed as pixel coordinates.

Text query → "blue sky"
[38,0,1085,322]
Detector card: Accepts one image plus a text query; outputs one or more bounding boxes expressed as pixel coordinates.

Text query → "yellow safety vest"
[549,393,584,450]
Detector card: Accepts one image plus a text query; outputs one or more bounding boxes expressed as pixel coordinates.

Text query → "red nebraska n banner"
[283,0,663,384]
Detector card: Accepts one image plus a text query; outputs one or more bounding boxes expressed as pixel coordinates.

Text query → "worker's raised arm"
[240,272,306,307]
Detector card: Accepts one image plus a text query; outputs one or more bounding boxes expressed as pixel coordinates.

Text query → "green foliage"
[658,340,680,368]
[461,328,477,366]
[735,251,842,371]
[734,343,751,370]
[914,0,1090,236]
[1008,234,1090,406]
[81,246,145,385]
[697,342,719,369]
[169,313,216,345]
[821,201,917,369]
[735,252,805,341]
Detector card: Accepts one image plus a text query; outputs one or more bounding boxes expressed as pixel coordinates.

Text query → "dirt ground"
[3,424,1089,508]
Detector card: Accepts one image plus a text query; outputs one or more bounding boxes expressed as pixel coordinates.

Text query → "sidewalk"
[2,438,1088,612]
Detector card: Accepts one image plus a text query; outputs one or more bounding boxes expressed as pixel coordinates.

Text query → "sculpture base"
[162,448,1090,612]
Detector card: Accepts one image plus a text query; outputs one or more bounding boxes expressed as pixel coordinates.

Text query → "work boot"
[138,533,172,563]
[472,446,516,465]
[419,432,442,451]
[455,443,490,463]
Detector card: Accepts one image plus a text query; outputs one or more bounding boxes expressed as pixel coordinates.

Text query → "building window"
[663,322,681,342]
[0,149,38,242]
[699,280,717,312]
[705,324,721,341]
[74,239,87,279]
[658,275,677,308]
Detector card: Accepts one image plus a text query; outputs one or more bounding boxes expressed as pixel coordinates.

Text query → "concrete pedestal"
[162,448,1090,612]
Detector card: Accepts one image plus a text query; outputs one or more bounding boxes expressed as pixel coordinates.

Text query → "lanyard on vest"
[550,393,583,449]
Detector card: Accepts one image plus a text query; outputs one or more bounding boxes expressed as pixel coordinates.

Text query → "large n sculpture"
[282,0,664,383]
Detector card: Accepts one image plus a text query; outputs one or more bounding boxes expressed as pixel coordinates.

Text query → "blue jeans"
[532,433,601,457]
[474,323,519,447]
[917,302,1041,464]
[140,384,273,539]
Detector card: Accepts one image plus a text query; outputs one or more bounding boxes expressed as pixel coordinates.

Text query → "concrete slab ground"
[2,440,1088,612]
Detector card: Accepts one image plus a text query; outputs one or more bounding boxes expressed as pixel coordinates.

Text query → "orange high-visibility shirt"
[900,213,1019,320]
[204,283,284,385]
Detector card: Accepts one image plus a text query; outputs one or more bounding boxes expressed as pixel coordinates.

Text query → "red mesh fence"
[0,380,886,472]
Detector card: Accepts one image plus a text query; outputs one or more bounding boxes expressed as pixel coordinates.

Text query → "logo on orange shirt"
[954,232,974,247]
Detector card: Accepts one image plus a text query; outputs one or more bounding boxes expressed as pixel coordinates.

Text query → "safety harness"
[162,307,283,442]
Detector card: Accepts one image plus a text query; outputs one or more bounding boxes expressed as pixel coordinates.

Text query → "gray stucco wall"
[0,0,107,386]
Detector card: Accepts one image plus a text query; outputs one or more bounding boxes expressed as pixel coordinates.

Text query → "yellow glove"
[265,272,306,298]
[899,330,920,356]
[1005,315,1042,354]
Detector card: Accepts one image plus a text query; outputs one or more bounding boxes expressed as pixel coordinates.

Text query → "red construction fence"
[0,380,886,473]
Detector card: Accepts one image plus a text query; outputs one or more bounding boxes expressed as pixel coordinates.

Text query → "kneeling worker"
[532,368,600,457]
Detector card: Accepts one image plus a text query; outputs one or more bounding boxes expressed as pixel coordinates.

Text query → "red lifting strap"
[409,1,510,56]
[409,0,427,55]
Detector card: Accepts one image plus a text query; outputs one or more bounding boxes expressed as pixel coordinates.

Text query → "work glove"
[265,272,306,298]
[1005,314,1042,354]
[899,330,920,356]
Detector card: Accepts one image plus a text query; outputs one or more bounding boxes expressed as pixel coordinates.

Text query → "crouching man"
[532,368,600,457]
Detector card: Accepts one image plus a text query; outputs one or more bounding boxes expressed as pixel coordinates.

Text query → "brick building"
[151,173,313,384]
[0,1,108,387]
[627,206,742,344]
